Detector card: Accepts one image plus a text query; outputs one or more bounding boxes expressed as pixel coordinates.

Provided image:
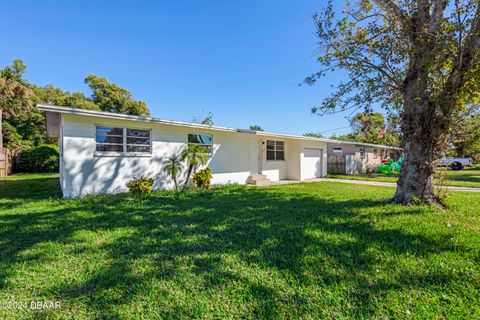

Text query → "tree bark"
[393,137,438,204]
[393,88,450,204]
[393,61,449,205]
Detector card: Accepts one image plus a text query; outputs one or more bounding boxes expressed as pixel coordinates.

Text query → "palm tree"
[162,154,183,191]
[180,144,209,188]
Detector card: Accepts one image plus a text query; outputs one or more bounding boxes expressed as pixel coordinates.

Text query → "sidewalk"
[320,178,480,192]
[272,178,480,192]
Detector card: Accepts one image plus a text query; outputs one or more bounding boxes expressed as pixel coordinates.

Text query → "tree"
[0,60,34,151]
[162,154,183,191]
[249,125,264,131]
[450,108,480,159]
[192,112,213,126]
[349,111,401,145]
[180,144,209,188]
[32,84,99,111]
[85,75,150,117]
[303,132,324,138]
[1,59,153,153]
[307,0,480,204]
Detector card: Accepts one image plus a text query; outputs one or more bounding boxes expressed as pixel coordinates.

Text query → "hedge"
[17,144,59,172]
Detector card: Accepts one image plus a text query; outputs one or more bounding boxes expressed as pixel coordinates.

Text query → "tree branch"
[372,0,410,26]
[443,4,480,97]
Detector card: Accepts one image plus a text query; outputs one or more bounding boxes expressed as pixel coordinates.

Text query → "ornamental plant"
[126,177,154,195]
[192,167,212,189]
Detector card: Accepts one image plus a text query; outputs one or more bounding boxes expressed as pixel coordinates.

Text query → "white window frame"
[332,147,343,155]
[373,148,378,159]
[266,140,285,161]
[94,125,152,157]
[187,133,213,155]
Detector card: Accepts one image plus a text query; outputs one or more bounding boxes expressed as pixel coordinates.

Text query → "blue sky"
[1,0,354,136]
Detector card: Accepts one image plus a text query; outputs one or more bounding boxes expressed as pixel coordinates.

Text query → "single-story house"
[327,140,403,174]
[39,105,402,197]
[40,105,335,198]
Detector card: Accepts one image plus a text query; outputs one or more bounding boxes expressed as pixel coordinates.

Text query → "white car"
[437,157,473,170]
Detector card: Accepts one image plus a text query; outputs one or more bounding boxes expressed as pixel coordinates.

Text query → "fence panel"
[0,148,12,177]
[327,155,346,174]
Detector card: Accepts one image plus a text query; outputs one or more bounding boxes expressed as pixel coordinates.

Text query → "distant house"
[327,141,402,174]
[39,105,402,197]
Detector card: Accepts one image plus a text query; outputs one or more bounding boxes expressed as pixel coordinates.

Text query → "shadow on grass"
[0,176,61,201]
[0,179,472,318]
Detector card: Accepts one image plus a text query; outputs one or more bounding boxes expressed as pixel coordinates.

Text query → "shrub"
[126,177,155,195]
[192,168,213,189]
[17,144,59,172]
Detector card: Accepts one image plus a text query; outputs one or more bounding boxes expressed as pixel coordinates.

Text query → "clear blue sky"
[1,0,354,136]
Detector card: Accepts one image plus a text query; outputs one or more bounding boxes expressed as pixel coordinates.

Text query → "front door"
[249,139,262,174]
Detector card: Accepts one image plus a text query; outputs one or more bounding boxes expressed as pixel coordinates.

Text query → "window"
[359,146,365,158]
[373,148,378,159]
[188,133,213,153]
[96,126,124,152]
[127,128,151,152]
[95,126,151,153]
[332,147,343,155]
[266,140,284,161]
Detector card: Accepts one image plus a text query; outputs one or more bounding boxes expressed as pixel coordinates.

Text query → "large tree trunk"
[393,70,449,205]
[393,137,438,204]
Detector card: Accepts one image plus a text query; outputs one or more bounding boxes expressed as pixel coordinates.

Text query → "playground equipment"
[377,155,404,175]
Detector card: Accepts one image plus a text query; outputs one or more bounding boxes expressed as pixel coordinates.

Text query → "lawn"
[326,167,480,188]
[0,174,479,319]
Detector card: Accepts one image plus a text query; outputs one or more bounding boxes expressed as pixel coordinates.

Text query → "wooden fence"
[0,148,12,177]
[327,155,346,174]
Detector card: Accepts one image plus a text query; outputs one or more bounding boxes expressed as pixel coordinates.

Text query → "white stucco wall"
[58,113,330,197]
[260,138,288,181]
[61,114,258,197]
[286,139,301,181]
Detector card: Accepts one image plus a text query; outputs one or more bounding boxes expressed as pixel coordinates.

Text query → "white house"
[39,105,332,198]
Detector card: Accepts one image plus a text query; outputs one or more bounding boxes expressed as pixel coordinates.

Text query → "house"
[39,105,334,198]
[327,140,402,174]
[39,105,403,197]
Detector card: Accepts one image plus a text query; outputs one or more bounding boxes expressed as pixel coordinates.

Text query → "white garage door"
[303,148,322,179]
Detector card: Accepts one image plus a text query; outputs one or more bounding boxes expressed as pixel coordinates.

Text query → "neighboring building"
[326,141,402,174]
[39,105,333,198]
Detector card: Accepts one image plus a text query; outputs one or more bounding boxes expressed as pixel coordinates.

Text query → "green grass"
[0,174,479,319]
[326,167,480,188]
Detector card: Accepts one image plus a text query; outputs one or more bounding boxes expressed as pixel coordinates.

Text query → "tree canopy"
[249,125,264,131]
[85,75,150,117]
[349,111,401,146]
[303,132,324,138]
[449,107,480,159]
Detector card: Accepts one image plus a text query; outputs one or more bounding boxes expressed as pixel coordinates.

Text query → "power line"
[319,126,350,133]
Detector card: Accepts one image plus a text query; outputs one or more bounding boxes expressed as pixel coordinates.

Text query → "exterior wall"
[327,142,400,174]
[260,138,288,181]
[327,143,356,156]
[286,139,301,181]
[61,114,258,197]
[59,113,331,197]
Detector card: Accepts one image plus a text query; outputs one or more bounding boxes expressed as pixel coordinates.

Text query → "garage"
[302,148,323,179]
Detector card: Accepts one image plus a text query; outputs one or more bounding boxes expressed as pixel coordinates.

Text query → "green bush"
[17,144,59,172]
[126,177,155,195]
[192,168,212,189]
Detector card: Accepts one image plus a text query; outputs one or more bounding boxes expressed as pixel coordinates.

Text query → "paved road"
[320,178,480,192]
